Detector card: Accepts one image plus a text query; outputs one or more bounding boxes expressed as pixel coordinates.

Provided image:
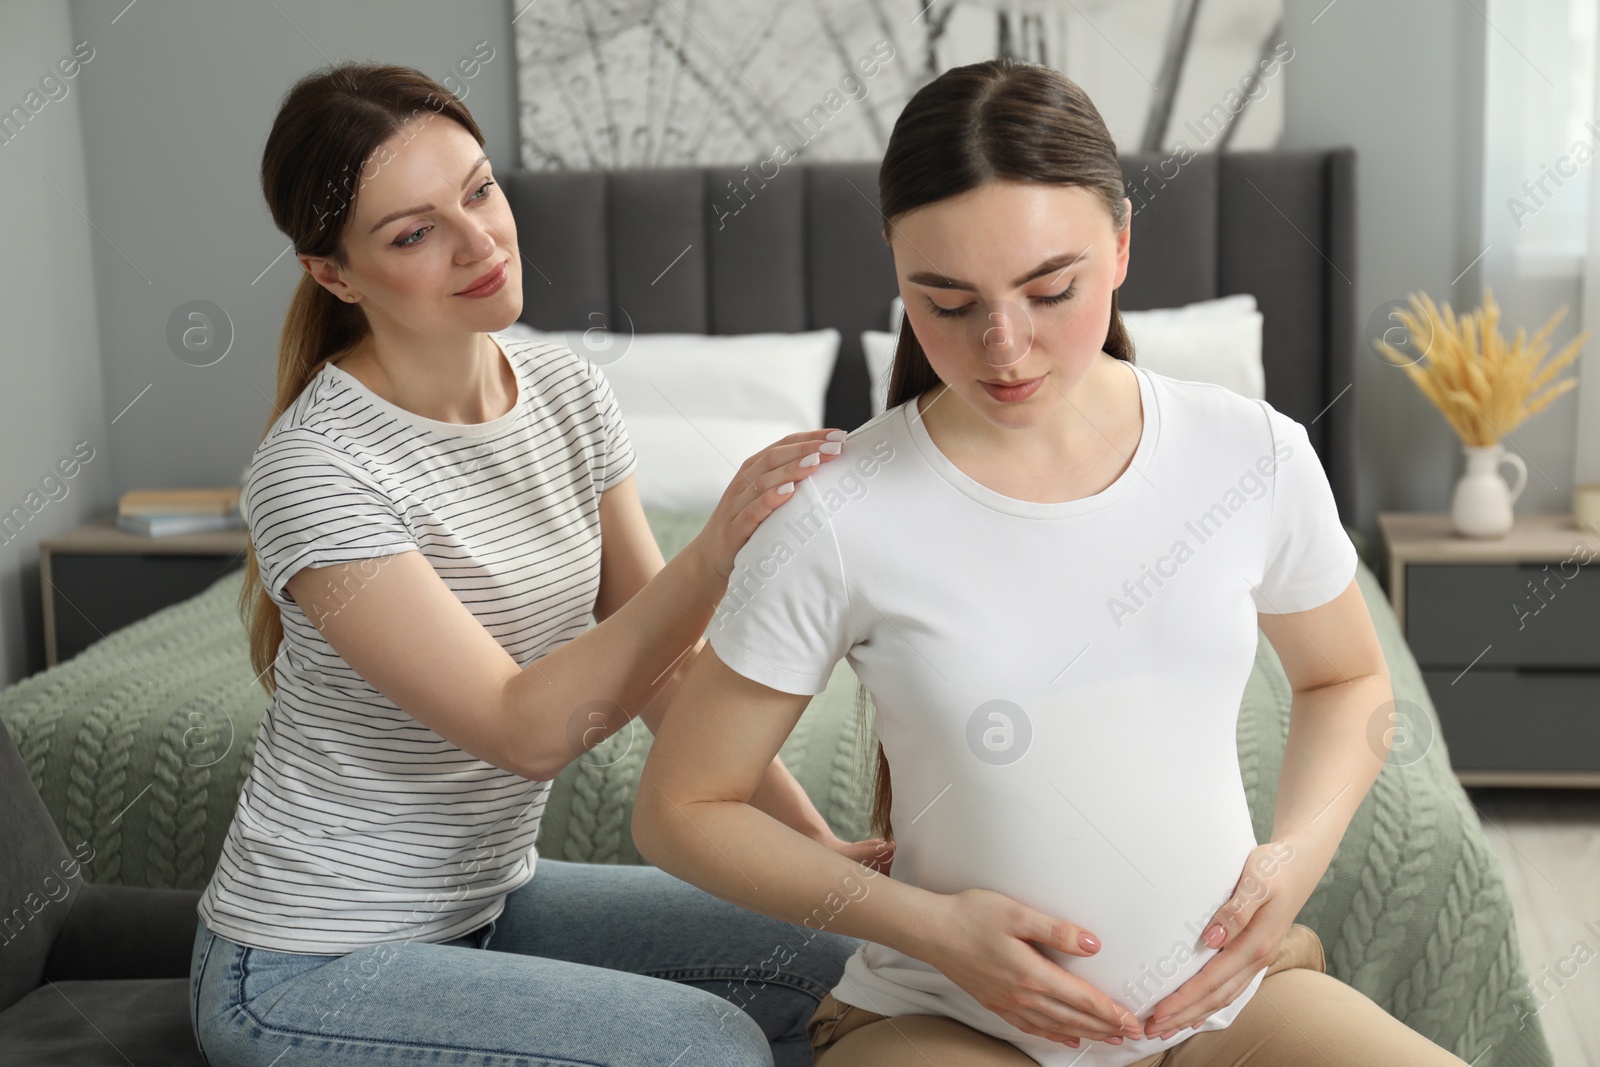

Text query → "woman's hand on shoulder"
[692,429,846,584]
[914,888,1145,1050]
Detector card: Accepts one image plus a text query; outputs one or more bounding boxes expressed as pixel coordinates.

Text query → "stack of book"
[116,487,245,537]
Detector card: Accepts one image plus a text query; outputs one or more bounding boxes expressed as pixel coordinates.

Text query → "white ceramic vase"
[1450,441,1527,538]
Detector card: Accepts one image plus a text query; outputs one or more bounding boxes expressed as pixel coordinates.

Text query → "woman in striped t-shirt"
[189,61,879,1067]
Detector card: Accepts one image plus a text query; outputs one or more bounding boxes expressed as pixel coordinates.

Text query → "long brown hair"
[859,57,1137,843]
[242,63,486,691]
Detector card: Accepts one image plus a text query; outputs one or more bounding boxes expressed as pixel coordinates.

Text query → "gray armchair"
[0,718,204,1065]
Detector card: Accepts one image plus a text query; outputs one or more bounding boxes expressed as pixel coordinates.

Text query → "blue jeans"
[190,858,862,1066]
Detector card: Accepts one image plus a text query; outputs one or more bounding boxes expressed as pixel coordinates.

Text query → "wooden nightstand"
[1377,512,1600,787]
[39,515,250,669]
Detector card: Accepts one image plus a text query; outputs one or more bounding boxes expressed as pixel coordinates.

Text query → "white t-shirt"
[706,359,1357,1067]
[198,334,637,954]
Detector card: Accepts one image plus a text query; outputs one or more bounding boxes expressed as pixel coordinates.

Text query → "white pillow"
[861,329,898,417]
[622,414,802,512]
[862,296,907,415]
[494,324,840,511]
[866,293,1264,407]
[1118,294,1264,399]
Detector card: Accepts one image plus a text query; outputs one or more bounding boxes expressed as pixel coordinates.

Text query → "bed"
[0,151,1554,1067]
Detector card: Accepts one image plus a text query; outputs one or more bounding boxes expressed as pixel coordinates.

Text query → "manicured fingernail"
[825,429,847,440]
[820,441,842,454]
[800,452,821,467]
[1203,924,1224,946]
[1078,932,1099,951]
[1106,1036,1123,1044]
[777,482,794,495]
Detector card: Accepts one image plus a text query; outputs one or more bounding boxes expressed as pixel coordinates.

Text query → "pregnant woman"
[188,61,879,1067]
[633,59,1472,1067]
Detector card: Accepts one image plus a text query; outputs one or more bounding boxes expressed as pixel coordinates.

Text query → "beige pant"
[807,924,1470,1066]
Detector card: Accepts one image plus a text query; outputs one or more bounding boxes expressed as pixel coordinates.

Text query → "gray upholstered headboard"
[502,148,1357,523]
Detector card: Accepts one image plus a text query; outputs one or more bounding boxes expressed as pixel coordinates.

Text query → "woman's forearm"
[746,754,836,840]
[497,539,726,780]
[1269,669,1394,886]
[637,791,938,957]
[637,639,834,840]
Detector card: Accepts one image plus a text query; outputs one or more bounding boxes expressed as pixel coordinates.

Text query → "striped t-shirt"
[197,333,637,954]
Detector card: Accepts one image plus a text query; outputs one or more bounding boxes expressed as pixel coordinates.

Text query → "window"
[1483,0,1596,280]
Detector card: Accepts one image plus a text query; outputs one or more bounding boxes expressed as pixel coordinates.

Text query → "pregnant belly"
[890,766,1262,1022]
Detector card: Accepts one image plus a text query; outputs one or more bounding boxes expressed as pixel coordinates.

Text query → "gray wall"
[73,0,517,499]
[0,0,113,685]
[0,0,516,684]
[0,0,1519,684]
[1279,0,1495,529]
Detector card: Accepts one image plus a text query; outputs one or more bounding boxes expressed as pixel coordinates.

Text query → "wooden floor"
[1468,786,1600,1067]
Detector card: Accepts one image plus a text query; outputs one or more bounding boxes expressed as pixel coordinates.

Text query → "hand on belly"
[1139,840,1304,1039]
[900,787,1267,1044]
[914,885,1148,1050]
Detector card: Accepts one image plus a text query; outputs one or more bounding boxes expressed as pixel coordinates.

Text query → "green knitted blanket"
[0,511,1552,1066]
